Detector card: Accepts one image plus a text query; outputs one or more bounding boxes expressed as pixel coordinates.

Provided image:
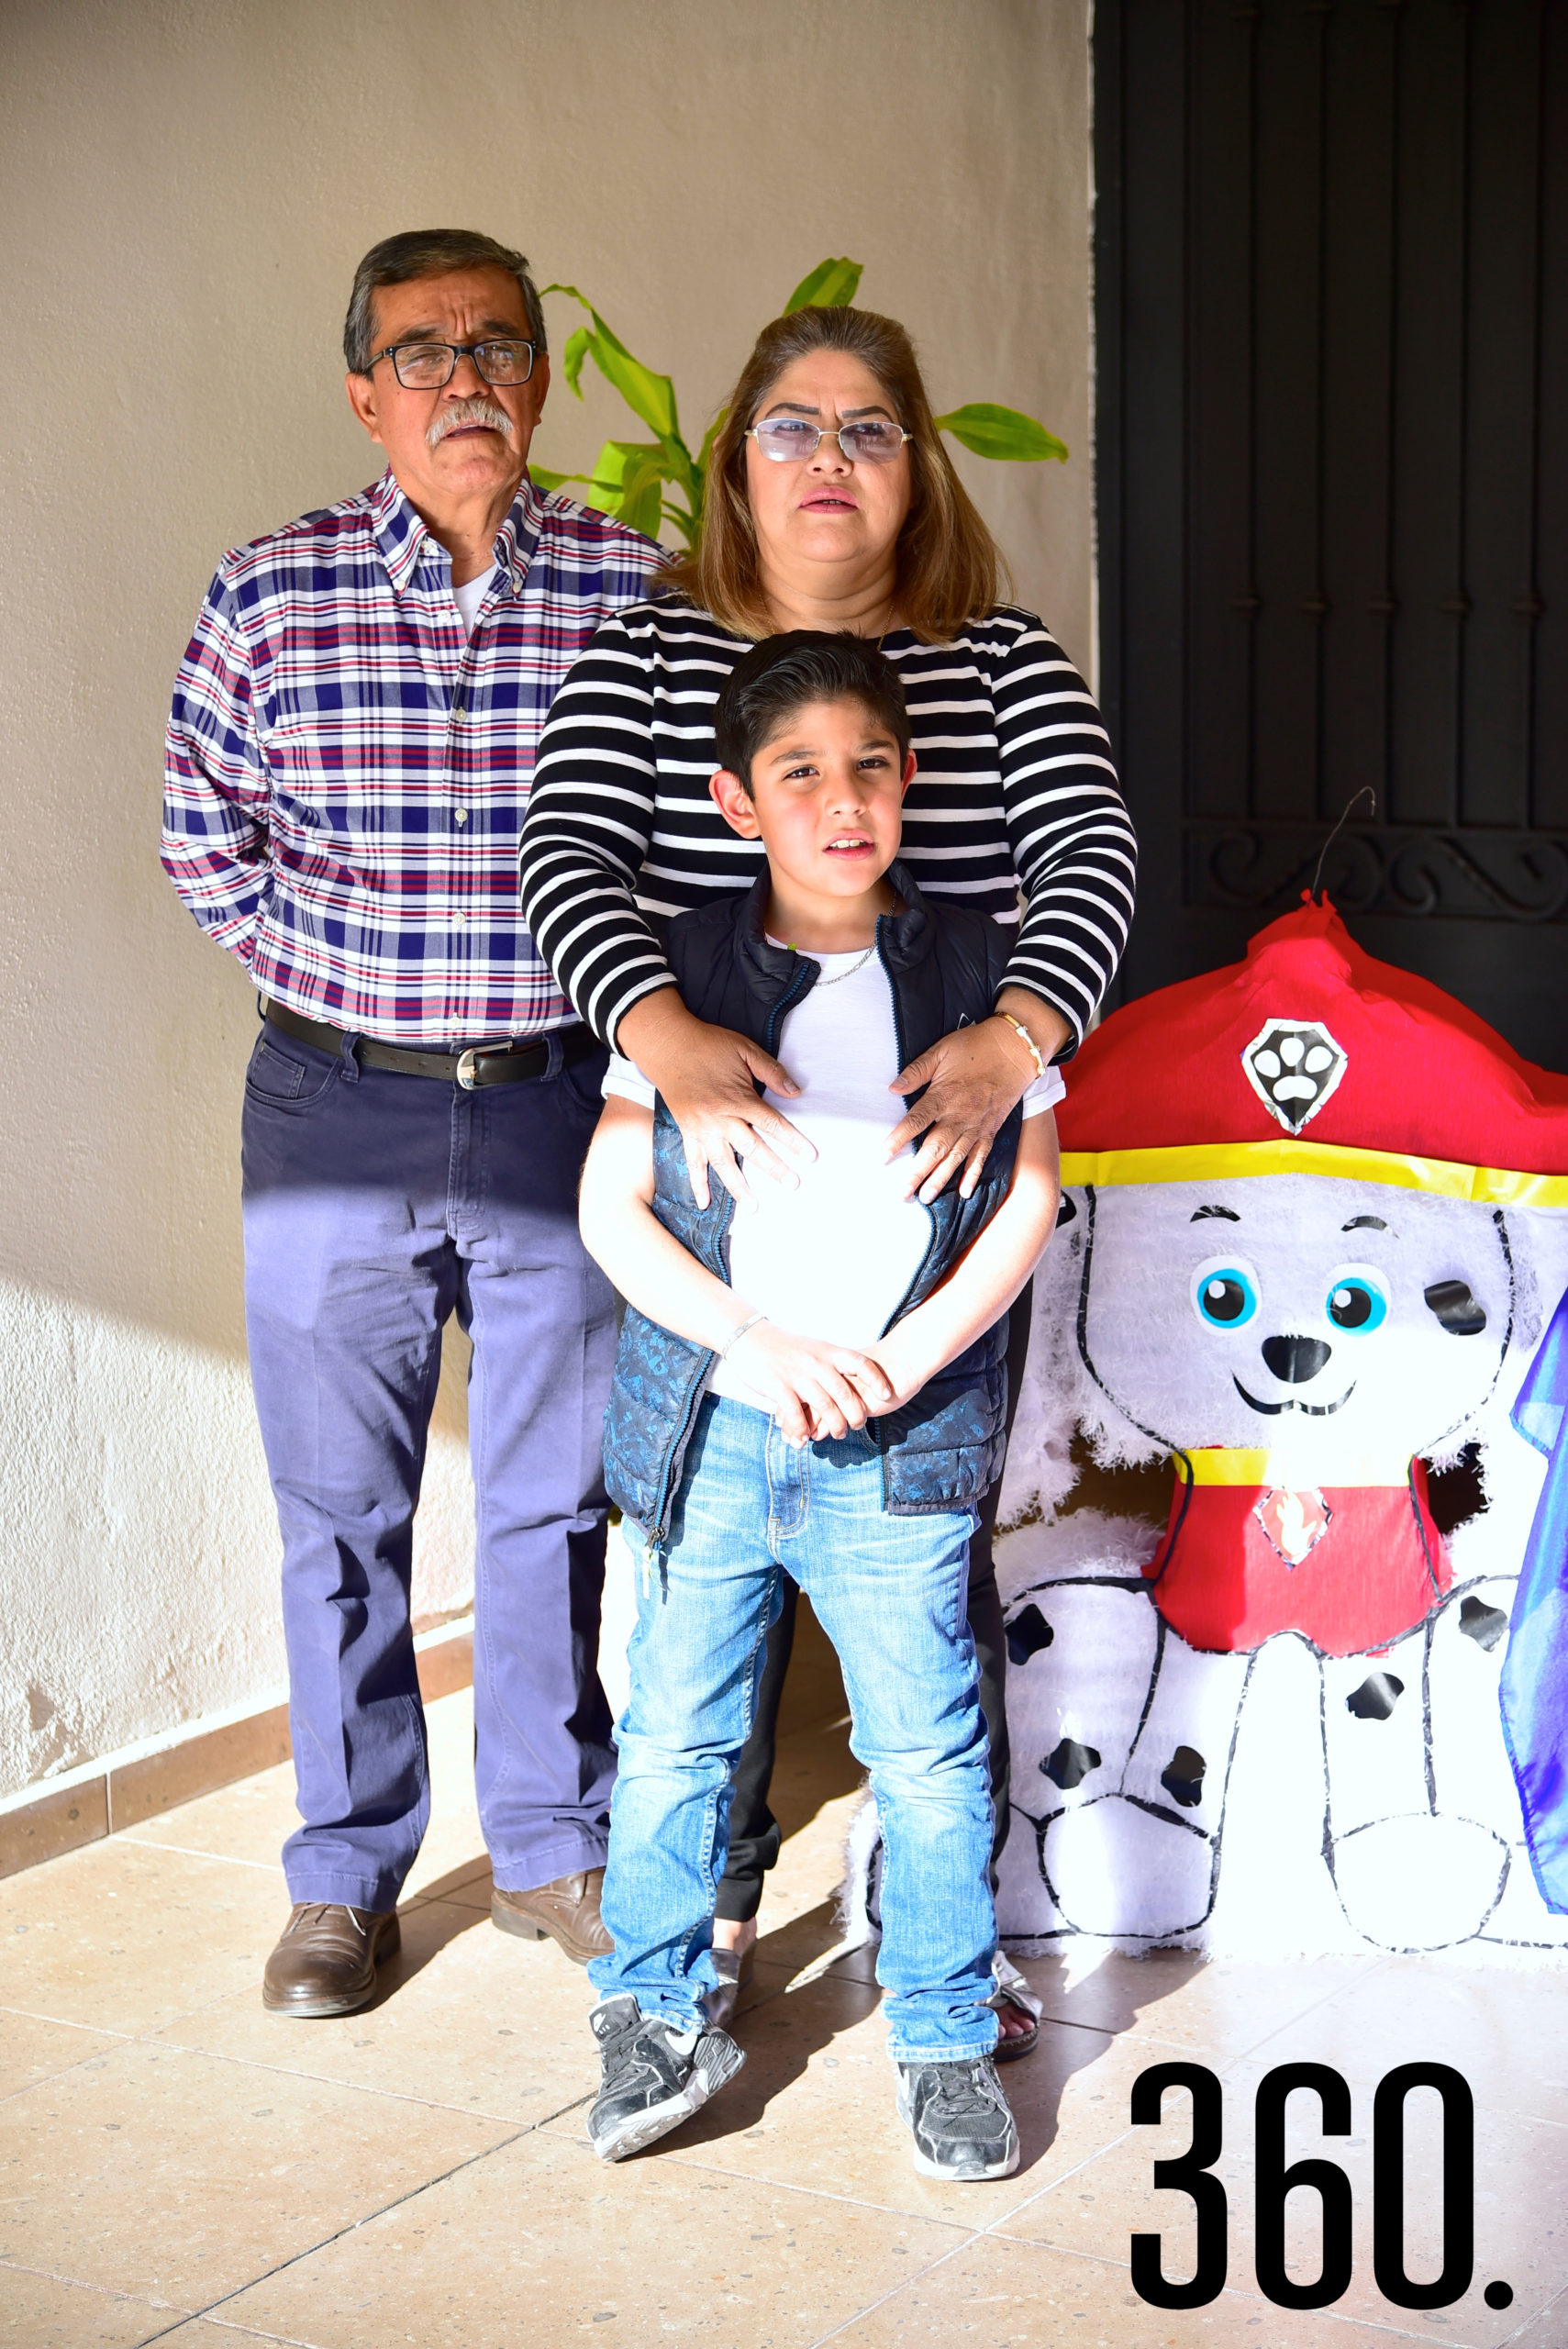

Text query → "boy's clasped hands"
[717,1313,908,1443]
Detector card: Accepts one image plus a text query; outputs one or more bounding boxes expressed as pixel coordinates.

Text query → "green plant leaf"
[542,283,680,442]
[784,257,863,313]
[585,440,646,489]
[562,326,592,399]
[528,449,644,517]
[595,328,680,442]
[931,403,1068,462]
[684,407,728,529]
[617,458,665,540]
[695,409,727,474]
[661,498,700,549]
[570,440,669,537]
[529,469,625,512]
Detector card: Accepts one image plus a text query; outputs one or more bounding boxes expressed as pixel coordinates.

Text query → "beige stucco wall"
[0,0,1095,1800]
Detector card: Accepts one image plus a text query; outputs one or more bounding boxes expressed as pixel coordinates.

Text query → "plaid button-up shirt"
[162,469,667,1043]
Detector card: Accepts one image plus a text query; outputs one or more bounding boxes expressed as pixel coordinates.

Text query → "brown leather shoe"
[261,1903,401,2018]
[491,1869,612,1965]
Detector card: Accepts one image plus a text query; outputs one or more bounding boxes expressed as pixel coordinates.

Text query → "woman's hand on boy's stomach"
[887,1000,1064,1204]
[616,993,812,1210]
[728,1322,894,1444]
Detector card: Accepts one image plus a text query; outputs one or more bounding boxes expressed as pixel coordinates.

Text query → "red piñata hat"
[1058,897,1568,1205]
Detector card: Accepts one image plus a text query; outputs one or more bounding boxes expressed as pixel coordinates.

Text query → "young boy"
[575,632,1062,2176]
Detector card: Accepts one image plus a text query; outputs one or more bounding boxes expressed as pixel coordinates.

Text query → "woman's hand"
[617,988,815,1210]
[727,1323,896,1444]
[886,990,1069,1203]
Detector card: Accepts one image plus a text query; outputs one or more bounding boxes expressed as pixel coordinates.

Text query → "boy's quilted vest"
[603,862,1027,1541]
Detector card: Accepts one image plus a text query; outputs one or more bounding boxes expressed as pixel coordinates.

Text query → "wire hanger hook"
[1311,786,1377,904]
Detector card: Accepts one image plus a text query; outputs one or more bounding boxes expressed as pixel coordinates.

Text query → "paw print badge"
[1240,1019,1348,1134]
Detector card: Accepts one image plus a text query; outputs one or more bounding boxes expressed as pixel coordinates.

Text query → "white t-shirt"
[452,573,491,635]
[603,943,1063,1407]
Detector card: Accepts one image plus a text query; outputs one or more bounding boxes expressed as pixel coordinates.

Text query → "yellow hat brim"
[1057,1136,1568,1208]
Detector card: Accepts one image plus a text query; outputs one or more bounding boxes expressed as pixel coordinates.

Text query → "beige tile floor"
[4,1611,1568,2349]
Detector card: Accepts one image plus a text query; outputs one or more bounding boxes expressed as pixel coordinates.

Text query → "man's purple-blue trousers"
[239,1014,618,1914]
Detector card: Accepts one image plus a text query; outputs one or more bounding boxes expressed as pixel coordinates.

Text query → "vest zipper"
[642,1097,748,1544]
[645,1368,706,1549]
[877,921,938,1339]
[648,947,874,1538]
[873,926,940,1514]
[764,958,814,1054]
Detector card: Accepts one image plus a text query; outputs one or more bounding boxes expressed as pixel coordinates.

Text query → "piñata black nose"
[1262,1334,1332,1383]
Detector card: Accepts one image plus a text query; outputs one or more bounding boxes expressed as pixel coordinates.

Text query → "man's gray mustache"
[427,397,514,449]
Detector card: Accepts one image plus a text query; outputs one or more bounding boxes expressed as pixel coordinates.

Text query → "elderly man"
[162,229,665,2015]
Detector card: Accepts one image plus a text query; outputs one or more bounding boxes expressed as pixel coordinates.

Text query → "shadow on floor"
[732,1898,1211,2175]
[375,1865,493,1997]
[1024,1945,1208,2039]
[1009,1948,1208,2164]
[767,1720,866,1843]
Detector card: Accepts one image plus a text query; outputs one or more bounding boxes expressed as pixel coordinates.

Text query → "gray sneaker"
[896,2055,1019,2180]
[587,1993,746,2163]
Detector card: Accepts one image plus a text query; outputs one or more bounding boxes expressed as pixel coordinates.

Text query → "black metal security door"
[1096,0,1568,1069]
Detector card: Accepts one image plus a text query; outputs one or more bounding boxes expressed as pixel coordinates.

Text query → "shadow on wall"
[0,0,1095,1792]
[0,1264,476,1798]
[0,928,479,1418]
[0,0,1094,1378]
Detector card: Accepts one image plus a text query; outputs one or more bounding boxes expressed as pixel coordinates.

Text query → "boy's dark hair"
[714,632,911,790]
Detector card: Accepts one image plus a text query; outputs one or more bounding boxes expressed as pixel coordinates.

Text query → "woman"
[519,303,1136,2053]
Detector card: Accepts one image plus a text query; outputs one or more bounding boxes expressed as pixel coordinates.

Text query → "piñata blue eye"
[1193,1263,1259,1329]
[1326,1270,1388,1333]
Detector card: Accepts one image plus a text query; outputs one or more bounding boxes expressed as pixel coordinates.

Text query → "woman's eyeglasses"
[745,418,912,465]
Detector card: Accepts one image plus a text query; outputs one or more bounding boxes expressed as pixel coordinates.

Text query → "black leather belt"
[261,997,600,1089]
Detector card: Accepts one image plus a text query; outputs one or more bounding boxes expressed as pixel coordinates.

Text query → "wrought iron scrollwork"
[1187,825,1568,922]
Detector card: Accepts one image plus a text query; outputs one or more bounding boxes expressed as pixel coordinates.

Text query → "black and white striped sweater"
[518,597,1137,1053]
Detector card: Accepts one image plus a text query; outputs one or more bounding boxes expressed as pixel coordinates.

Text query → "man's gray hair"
[344,229,547,373]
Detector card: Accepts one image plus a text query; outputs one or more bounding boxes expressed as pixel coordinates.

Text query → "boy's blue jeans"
[590,1395,1000,2064]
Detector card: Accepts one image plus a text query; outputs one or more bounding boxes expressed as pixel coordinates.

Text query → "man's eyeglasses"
[745,417,912,465]
[369,339,537,389]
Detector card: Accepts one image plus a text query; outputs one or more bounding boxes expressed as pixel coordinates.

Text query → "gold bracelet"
[997,1010,1047,1083]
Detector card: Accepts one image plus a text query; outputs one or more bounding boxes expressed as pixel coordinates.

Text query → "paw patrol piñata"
[992,898,1568,1957]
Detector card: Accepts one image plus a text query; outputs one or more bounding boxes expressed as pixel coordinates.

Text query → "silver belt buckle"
[456,1047,482,1090]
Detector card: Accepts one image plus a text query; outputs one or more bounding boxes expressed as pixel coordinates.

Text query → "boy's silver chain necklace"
[787,942,876,985]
